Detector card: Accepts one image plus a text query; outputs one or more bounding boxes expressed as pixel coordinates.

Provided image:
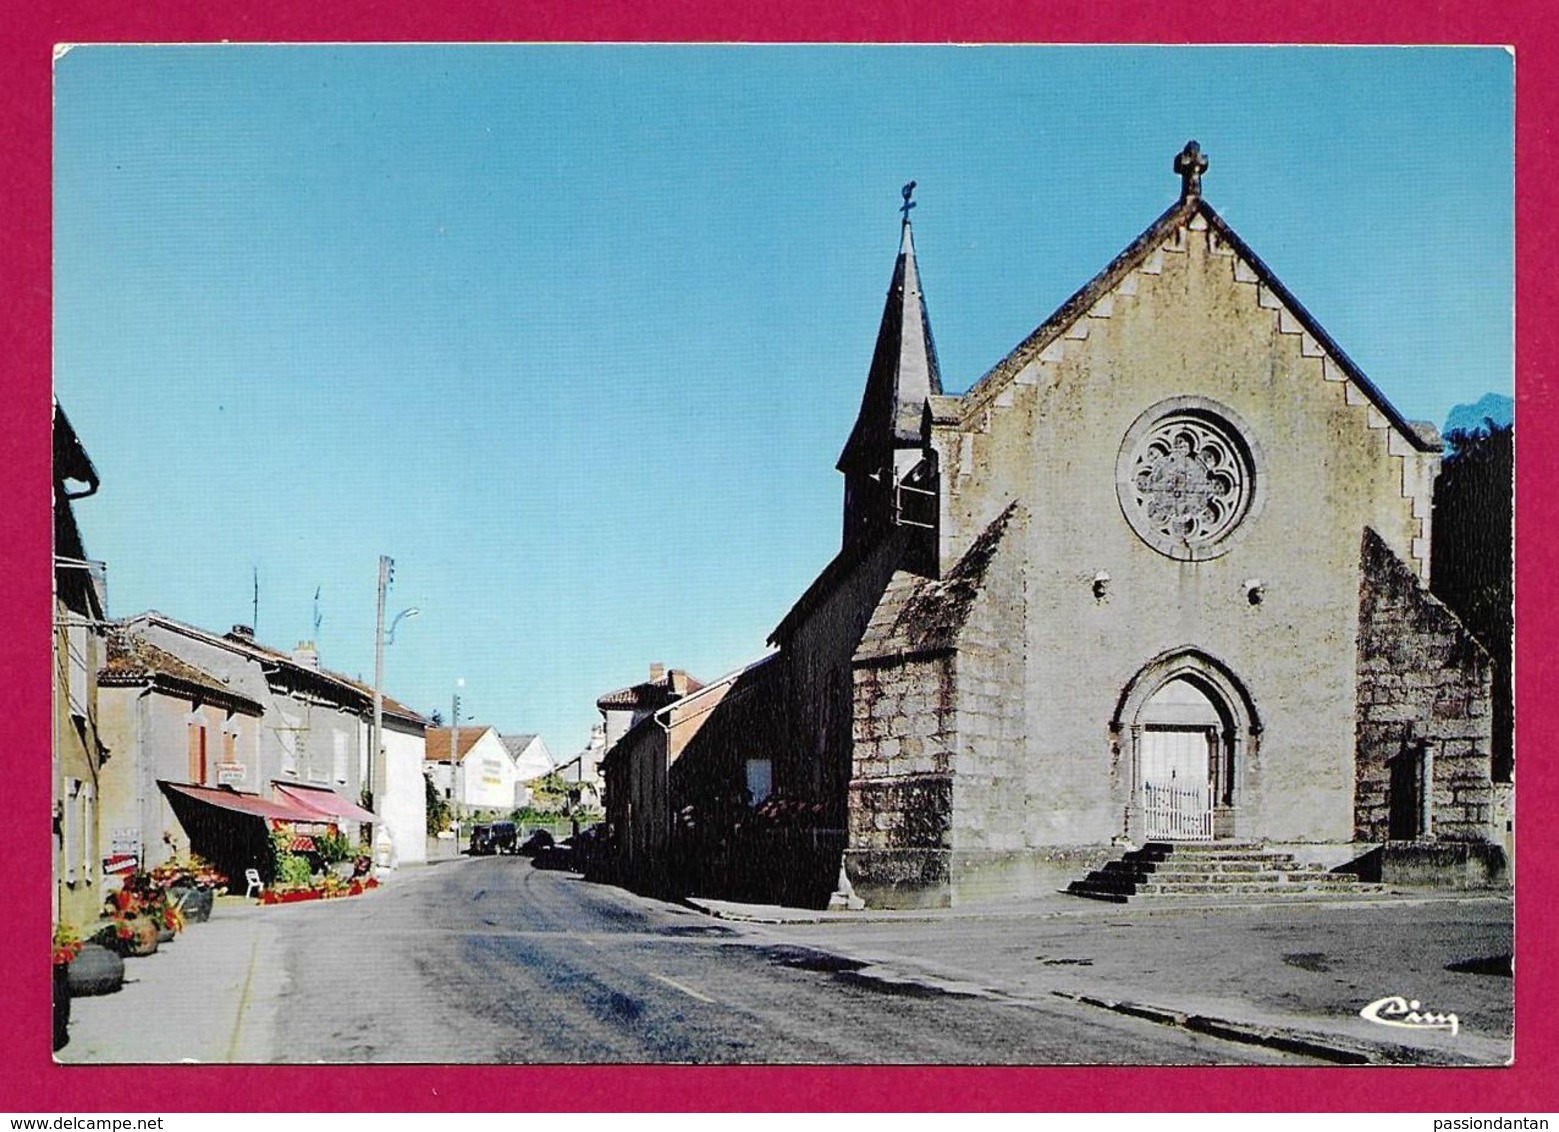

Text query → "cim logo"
[1360,995,1459,1036]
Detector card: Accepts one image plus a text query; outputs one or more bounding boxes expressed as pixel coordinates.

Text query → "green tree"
[425,772,452,834]
[1431,419,1514,781]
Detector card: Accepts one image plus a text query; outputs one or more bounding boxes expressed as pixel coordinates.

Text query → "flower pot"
[52,962,70,1052]
[67,943,124,996]
[155,925,175,944]
[170,886,213,923]
[120,917,158,957]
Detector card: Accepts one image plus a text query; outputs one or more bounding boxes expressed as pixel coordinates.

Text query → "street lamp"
[387,607,419,646]
[368,554,416,851]
[449,677,464,855]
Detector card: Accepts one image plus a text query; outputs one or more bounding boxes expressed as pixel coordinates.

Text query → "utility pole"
[450,679,463,855]
[369,556,391,823]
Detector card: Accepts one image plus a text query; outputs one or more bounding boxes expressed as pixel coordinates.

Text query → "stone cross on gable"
[900,180,917,223]
[1175,141,1209,199]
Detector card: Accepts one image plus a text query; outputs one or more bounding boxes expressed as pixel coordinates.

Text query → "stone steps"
[1067,842,1380,903]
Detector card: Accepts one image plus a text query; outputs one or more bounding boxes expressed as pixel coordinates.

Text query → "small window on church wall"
[1116,397,1265,561]
[745,759,773,807]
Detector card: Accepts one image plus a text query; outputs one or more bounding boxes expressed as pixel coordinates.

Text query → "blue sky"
[52,45,1514,759]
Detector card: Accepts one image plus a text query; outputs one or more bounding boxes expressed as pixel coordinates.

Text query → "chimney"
[649,662,665,683]
[228,624,255,641]
[669,669,689,695]
[292,641,319,669]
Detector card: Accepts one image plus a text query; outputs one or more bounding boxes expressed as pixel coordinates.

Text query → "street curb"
[683,890,1509,926]
[1050,990,1465,1067]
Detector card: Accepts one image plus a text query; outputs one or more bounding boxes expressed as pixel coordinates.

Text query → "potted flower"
[151,855,223,923]
[118,869,185,944]
[103,884,158,957]
[52,923,81,1051]
[68,926,124,997]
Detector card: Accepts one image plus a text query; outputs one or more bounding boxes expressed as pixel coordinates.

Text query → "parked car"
[468,821,518,856]
[519,829,554,857]
[532,824,605,873]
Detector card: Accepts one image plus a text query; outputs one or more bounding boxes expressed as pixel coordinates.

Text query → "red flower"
[52,943,81,966]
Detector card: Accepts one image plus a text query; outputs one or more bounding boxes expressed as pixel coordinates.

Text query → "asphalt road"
[786,895,1515,1065]
[268,857,1308,1064]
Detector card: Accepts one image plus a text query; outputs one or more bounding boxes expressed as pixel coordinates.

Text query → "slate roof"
[854,502,1018,665]
[114,613,427,723]
[500,734,538,757]
[769,528,903,646]
[837,218,943,473]
[327,669,428,728]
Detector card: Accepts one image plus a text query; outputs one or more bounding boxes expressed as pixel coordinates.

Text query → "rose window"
[1116,401,1262,560]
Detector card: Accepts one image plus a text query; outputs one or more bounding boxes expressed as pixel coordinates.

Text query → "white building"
[425,726,522,815]
[502,733,556,808]
[358,693,429,867]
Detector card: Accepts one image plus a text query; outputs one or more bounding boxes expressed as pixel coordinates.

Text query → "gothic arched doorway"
[1114,650,1261,843]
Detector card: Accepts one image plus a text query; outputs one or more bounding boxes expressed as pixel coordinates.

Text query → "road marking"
[650,972,715,1003]
[227,935,260,1061]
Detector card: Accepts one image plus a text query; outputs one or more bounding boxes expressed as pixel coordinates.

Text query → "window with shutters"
[187,718,208,784]
[66,622,90,719]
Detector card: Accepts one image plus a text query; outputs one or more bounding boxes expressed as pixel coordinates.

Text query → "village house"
[425,725,524,815]
[593,664,703,875]
[96,630,267,875]
[596,664,704,749]
[357,691,430,867]
[555,722,607,813]
[501,732,557,809]
[52,402,109,928]
[97,614,411,880]
[606,144,1502,909]
[600,655,802,899]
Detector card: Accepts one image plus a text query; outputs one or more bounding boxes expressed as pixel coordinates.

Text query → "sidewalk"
[687,888,1516,1066]
[56,895,287,1064]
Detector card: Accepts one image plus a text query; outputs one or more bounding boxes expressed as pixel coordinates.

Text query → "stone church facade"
[764,144,1498,907]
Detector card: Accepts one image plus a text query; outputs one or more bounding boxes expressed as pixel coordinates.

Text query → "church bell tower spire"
[838,182,944,553]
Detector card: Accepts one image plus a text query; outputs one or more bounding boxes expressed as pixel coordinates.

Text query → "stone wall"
[846,506,1022,906]
[776,533,907,825]
[847,645,957,903]
[1356,528,1494,844]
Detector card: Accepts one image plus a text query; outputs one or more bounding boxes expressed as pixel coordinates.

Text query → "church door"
[1140,728,1214,840]
[1136,677,1223,841]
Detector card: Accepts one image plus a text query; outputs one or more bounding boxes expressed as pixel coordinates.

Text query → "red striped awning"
[273,783,376,823]
[159,781,323,824]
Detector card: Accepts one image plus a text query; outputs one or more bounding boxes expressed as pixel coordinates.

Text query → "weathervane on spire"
[900,180,917,224]
[1174,141,1208,200]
